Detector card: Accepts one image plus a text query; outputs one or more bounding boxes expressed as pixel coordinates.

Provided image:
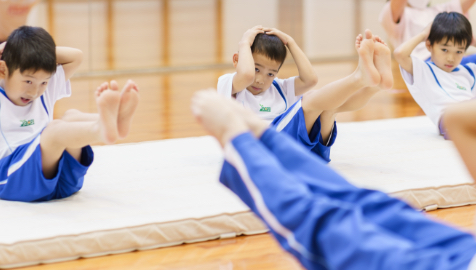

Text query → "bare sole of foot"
[373,36,394,90]
[96,85,121,144]
[117,80,140,139]
[191,90,249,147]
[355,30,380,87]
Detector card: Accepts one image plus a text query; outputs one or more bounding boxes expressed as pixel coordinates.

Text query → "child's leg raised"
[300,29,381,141]
[40,84,121,179]
[61,79,139,140]
[334,35,393,113]
[60,82,112,122]
[117,79,140,139]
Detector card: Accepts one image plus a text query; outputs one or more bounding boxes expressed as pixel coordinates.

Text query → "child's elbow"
[393,47,407,65]
[309,74,318,87]
[74,49,84,64]
[240,70,255,86]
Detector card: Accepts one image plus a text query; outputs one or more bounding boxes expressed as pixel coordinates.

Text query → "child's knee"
[43,119,64,134]
[62,109,81,120]
[41,120,66,147]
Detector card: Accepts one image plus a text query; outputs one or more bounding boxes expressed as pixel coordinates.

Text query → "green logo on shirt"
[259,104,271,112]
[456,83,467,90]
[20,119,34,127]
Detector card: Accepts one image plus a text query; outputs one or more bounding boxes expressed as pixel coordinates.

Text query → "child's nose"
[27,87,38,97]
[255,74,264,84]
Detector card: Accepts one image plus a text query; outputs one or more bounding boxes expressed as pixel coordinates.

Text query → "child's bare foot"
[95,82,121,144]
[116,80,140,139]
[95,82,109,96]
[354,29,380,87]
[191,90,249,147]
[373,35,394,90]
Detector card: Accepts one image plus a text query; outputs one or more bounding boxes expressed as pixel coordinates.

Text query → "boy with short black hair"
[218,26,393,162]
[394,11,475,139]
[0,26,139,202]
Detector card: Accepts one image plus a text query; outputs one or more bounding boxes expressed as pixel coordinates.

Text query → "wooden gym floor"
[8,0,476,269]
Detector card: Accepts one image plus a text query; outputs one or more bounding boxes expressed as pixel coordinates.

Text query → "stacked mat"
[0,116,474,268]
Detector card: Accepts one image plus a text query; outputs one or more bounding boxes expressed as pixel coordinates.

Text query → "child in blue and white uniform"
[191,90,476,270]
[218,26,394,162]
[0,26,139,202]
[395,12,476,139]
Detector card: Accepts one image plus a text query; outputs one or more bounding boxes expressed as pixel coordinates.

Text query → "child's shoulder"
[217,72,236,98]
[218,72,235,81]
[460,62,476,71]
[456,63,476,83]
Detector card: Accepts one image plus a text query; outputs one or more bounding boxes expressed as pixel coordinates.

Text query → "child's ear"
[0,61,7,79]
[232,53,239,68]
[425,40,432,52]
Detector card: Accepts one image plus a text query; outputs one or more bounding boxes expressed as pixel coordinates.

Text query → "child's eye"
[25,81,32,84]
[41,82,48,85]
[457,51,463,54]
[255,68,259,72]
[442,49,447,52]
[268,73,275,77]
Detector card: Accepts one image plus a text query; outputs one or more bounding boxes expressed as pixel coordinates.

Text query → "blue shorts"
[271,99,337,162]
[438,117,450,140]
[0,135,94,202]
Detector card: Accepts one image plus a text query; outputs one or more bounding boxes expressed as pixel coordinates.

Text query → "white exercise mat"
[331,116,476,210]
[0,137,267,269]
[0,116,474,268]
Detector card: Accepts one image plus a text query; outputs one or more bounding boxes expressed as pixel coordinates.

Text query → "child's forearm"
[287,39,318,96]
[56,46,83,81]
[394,31,427,74]
[231,26,265,95]
[56,47,82,65]
[398,31,427,57]
[232,43,255,94]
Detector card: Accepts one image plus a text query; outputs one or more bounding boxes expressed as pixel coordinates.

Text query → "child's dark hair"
[428,12,472,49]
[251,33,287,67]
[1,26,56,76]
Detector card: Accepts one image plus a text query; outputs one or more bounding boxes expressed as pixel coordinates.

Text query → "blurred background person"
[0,0,40,42]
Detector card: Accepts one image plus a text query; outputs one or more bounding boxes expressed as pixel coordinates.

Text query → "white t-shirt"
[217,73,297,123]
[400,56,476,125]
[0,65,71,159]
[379,0,462,60]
